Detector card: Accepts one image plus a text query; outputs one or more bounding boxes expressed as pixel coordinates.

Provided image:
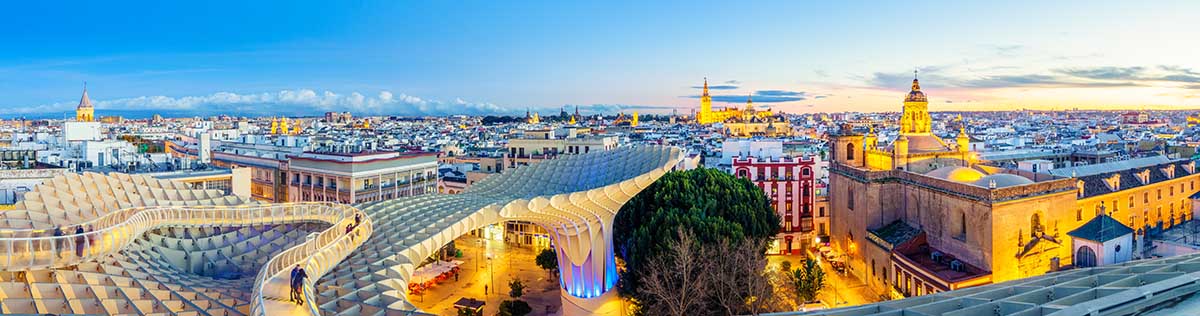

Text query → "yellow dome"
[926,166,985,182]
[905,78,927,103]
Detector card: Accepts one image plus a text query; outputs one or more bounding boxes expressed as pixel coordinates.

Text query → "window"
[1128,195,1134,208]
[819,206,826,217]
[737,169,748,179]
[1076,246,1098,268]
[1144,192,1150,203]
[819,223,826,235]
[802,167,811,176]
[1158,189,1162,200]
[847,188,855,210]
[1076,208,1082,221]
[957,211,967,240]
[846,143,855,161]
[1031,213,1043,235]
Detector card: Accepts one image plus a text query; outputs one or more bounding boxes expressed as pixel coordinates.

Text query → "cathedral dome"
[905,78,927,103]
[926,166,985,182]
[973,174,1034,188]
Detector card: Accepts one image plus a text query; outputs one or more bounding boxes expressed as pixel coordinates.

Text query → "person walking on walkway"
[52,226,64,259]
[74,226,86,258]
[289,265,302,303]
[86,224,96,255]
[291,265,309,305]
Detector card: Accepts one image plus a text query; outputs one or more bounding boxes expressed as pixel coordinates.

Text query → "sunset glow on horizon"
[2,0,1199,117]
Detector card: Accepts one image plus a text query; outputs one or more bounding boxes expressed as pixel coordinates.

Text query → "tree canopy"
[535,248,558,278]
[614,168,781,311]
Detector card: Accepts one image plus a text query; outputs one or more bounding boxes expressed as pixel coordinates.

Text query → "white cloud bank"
[2,89,507,116]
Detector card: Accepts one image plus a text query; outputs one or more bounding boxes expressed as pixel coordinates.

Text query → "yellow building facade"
[828,78,1200,299]
[695,78,774,125]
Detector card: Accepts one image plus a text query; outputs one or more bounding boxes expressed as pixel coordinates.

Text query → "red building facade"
[732,154,817,255]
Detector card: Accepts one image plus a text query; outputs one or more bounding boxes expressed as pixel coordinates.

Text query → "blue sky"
[2,1,1199,117]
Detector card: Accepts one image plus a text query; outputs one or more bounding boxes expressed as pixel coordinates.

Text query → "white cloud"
[3,89,507,116]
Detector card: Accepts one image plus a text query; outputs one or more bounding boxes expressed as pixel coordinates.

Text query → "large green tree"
[535,248,558,279]
[614,168,781,314]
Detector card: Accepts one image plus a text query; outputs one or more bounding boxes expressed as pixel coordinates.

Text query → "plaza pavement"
[410,236,564,315]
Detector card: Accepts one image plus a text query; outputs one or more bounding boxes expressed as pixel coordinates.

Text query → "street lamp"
[486,253,494,296]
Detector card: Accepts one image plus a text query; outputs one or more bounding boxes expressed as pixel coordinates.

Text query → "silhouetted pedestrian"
[291,265,308,305]
[52,226,64,258]
[74,226,85,257]
[289,265,302,303]
[86,225,96,255]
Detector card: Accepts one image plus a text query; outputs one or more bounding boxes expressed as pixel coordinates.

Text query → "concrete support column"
[551,219,622,316]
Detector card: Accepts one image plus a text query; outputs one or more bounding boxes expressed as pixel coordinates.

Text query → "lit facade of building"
[694,78,792,137]
[504,128,618,170]
[731,150,819,255]
[828,78,1200,299]
[287,151,438,204]
[696,78,760,125]
[209,135,311,202]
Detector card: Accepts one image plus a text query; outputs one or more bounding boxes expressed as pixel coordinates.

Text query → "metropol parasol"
[0,145,684,315]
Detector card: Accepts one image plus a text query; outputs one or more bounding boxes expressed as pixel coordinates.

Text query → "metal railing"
[0,202,372,316]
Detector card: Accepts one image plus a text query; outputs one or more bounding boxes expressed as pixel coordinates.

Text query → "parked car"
[823,251,838,262]
[829,259,847,273]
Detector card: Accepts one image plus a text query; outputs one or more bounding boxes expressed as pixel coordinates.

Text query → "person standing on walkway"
[86,224,96,255]
[289,265,302,303]
[291,265,309,305]
[52,226,64,259]
[74,226,86,258]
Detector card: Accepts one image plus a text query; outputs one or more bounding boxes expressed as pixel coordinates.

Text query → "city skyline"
[3,1,1200,117]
